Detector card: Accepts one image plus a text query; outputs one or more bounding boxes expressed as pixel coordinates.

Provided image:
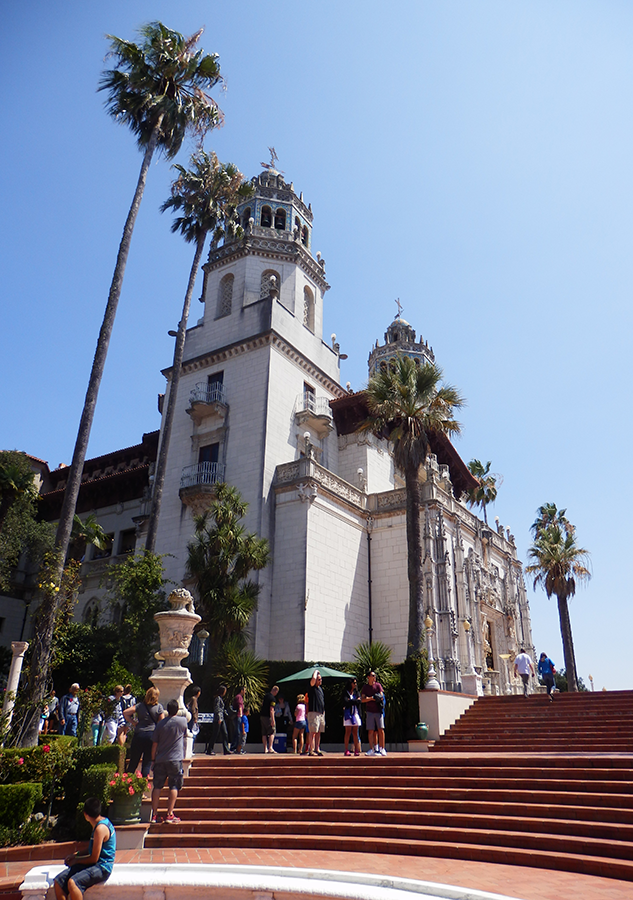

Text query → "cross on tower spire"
[395,297,403,318]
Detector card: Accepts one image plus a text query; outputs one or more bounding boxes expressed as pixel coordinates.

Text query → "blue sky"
[2,1,631,689]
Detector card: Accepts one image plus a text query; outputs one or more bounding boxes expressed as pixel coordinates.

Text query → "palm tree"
[526,509,590,693]
[466,459,498,525]
[68,514,109,561]
[23,23,222,747]
[359,354,464,656]
[185,483,269,657]
[145,151,254,553]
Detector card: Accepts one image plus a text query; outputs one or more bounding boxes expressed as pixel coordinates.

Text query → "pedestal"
[461,672,484,697]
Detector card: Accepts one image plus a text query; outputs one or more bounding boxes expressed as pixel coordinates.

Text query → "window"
[82,599,100,627]
[301,225,309,246]
[303,286,315,332]
[260,269,280,300]
[199,443,219,464]
[260,206,272,228]
[303,382,316,412]
[217,274,234,318]
[274,208,286,230]
[118,528,136,555]
[241,207,252,229]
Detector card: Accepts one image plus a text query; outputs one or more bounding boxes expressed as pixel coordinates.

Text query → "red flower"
[42,745,51,753]
[18,758,24,765]
[109,780,116,786]
[128,786,134,795]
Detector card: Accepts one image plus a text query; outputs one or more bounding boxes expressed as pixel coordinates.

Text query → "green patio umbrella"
[277,664,351,684]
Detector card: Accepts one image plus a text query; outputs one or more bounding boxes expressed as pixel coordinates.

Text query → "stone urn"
[150,588,201,715]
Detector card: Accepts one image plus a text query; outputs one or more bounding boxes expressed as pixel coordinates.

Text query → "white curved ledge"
[20,863,527,900]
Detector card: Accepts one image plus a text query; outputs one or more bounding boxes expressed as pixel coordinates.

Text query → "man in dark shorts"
[150,698,187,824]
[260,685,279,753]
[54,797,115,899]
[307,669,326,756]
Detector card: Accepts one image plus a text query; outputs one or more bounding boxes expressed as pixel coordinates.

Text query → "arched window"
[241,207,251,229]
[82,598,100,627]
[301,225,309,246]
[260,269,280,300]
[274,208,286,230]
[303,286,315,332]
[217,273,234,317]
[261,206,272,228]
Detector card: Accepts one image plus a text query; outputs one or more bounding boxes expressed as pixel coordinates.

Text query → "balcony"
[295,393,334,436]
[179,462,226,511]
[186,383,228,425]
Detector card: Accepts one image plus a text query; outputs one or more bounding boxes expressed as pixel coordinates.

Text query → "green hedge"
[63,744,125,815]
[0,784,43,828]
[75,763,117,840]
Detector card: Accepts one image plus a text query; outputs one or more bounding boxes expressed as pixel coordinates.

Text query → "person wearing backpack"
[361,671,386,757]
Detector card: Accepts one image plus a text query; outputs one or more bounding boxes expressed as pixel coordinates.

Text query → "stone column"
[2,641,29,730]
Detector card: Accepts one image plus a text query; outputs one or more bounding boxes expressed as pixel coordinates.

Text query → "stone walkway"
[2,847,632,900]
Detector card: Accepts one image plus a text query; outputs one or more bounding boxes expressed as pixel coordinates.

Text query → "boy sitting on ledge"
[54,797,116,899]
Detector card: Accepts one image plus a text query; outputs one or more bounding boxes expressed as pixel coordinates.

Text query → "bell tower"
[368,313,436,376]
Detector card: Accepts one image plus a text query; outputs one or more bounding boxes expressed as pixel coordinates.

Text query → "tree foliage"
[213,636,269,713]
[526,504,591,693]
[359,355,464,655]
[0,451,53,593]
[103,551,169,675]
[466,459,498,525]
[186,483,269,654]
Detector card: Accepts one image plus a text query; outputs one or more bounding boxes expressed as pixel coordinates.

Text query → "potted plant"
[107,771,148,825]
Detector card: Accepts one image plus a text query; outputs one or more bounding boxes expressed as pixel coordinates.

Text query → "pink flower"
[42,745,50,753]
[135,771,142,778]
[128,786,134,795]
[109,780,116,786]
[18,758,24,765]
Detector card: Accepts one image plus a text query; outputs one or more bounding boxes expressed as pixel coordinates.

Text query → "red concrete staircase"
[430,690,633,752]
[146,691,633,881]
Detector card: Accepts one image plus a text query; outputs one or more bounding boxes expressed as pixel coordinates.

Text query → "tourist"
[103,685,126,745]
[48,689,59,734]
[307,670,326,757]
[59,683,81,737]
[538,653,557,700]
[238,707,250,754]
[361,671,386,756]
[292,693,307,754]
[54,797,116,900]
[343,678,362,757]
[125,686,165,777]
[260,684,279,754]
[150,698,187,824]
[90,708,104,746]
[187,685,201,737]
[208,685,232,755]
[274,694,292,730]
[514,649,536,697]
[230,685,245,751]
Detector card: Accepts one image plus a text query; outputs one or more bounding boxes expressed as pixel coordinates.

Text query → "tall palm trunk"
[146,231,207,553]
[557,593,579,692]
[20,120,163,748]
[404,465,424,656]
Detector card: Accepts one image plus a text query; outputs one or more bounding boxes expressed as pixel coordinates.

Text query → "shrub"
[0,740,76,789]
[0,784,43,828]
[75,763,117,840]
[63,744,125,816]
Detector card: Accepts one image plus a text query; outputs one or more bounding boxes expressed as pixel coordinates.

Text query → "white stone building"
[148,166,534,693]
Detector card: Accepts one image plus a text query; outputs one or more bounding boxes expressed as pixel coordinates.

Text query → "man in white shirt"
[513,649,536,696]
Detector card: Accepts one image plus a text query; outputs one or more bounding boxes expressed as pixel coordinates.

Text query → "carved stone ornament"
[154,589,201,669]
